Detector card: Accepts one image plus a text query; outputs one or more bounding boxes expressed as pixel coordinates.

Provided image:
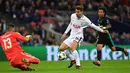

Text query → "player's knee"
[59,42,68,51]
[36,58,40,64]
[97,46,102,50]
[59,48,64,51]
[59,46,65,51]
[110,47,116,51]
[96,44,103,50]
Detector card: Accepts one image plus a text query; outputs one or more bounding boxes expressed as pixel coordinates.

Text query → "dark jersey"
[98,17,110,27]
[97,17,110,38]
[96,17,114,48]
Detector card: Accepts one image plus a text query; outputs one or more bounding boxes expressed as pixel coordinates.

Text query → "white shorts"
[63,36,83,47]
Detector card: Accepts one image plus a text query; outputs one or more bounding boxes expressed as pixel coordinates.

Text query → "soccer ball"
[58,52,67,60]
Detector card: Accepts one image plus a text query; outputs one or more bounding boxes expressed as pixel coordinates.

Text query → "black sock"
[115,47,124,51]
[97,50,101,61]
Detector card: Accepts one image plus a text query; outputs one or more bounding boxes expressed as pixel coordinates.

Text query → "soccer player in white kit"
[59,5,105,69]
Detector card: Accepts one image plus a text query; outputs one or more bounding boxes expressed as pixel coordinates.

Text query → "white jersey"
[64,13,104,38]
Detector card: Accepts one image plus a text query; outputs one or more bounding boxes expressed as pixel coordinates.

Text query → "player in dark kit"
[93,7,129,66]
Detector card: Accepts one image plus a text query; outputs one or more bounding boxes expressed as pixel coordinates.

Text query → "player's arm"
[64,22,71,34]
[61,15,72,39]
[64,14,73,34]
[84,17,104,33]
[14,32,31,42]
[61,22,71,39]
[90,23,104,32]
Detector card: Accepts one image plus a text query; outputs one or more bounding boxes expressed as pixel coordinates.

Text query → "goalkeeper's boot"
[68,60,76,68]
[93,60,101,66]
[124,48,128,56]
[22,58,31,66]
[76,65,82,70]
[22,67,35,71]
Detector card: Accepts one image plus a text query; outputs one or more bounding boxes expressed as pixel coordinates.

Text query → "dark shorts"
[96,33,114,48]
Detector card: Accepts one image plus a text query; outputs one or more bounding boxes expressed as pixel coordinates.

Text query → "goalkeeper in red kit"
[0,24,40,71]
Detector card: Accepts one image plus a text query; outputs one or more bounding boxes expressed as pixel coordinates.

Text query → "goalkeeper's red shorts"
[10,52,40,67]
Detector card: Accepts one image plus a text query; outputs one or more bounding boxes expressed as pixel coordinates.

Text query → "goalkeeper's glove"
[26,35,33,41]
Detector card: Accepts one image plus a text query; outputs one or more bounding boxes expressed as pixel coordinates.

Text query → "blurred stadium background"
[0,0,130,73]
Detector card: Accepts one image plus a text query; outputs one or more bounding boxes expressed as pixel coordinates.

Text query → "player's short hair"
[98,7,107,15]
[75,5,84,12]
[7,23,15,30]
[8,24,15,28]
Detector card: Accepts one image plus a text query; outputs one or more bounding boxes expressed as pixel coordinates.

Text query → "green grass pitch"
[0,60,130,73]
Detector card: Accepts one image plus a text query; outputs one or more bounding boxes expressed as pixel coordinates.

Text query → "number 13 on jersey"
[3,38,12,50]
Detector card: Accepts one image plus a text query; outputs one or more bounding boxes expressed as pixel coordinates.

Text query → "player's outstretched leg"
[21,58,37,71]
[23,53,40,64]
[11,62,35,71]
[10,53,38,71]
[21,56,40,71]
[112,47,128,56]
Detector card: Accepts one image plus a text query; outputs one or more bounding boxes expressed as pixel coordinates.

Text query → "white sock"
[72,50,81,66]
[64,50,74,60]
